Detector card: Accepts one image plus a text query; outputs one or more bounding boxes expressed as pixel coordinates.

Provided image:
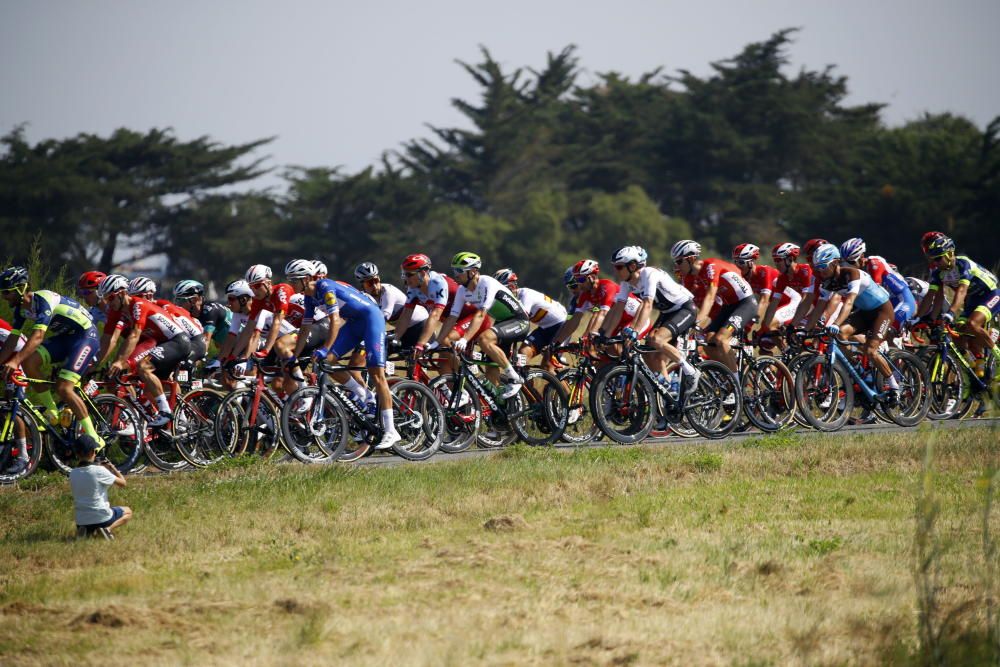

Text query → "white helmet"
[97,274,129,299]
[127,276,156,296]
[839,238,867,264]
[284,259,317,280]
[354,262,379,281]
[245,264,272,284]
[611,246,648,266]
[312,260,328,277]
[225,279,254,299]
[670,240,702,261]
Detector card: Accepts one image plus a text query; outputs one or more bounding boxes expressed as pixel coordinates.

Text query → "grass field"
[1,426,998,666]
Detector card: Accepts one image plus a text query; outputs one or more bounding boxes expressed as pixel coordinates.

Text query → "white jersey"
[378,283,428,325]
[616,267,694,313]
[228,310,297,337]
[290,293,326,321]
[450,275,527,321]
[516,287,567,329]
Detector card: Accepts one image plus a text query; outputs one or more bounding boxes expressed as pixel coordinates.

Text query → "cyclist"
[600,245,700,387]
[732,243,796,333]
[783,238,830,328]
[493,268,567,368]
[231,264,302,375]
[290,261,401,450]
[0,267,104,457]
[805,244,899,399]
[126,277,209,362]
[76,271,108,334]
[217,279,295,389]
[674,240,757,372]
[99,274,191,425]
[354,262,428,349]
[433,252,529,399]
[552,259,642,348]
[172,279,233,363]
[839,238,916,331]
[918,236,1000,363]
[762,243,810,338]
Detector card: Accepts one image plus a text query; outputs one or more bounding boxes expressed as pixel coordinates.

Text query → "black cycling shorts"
[490,318,531,347]
[653,301,697,339]
[707,297,758,334]
[188,335,208,362]
[845,301,894,341]
[300,319,331,354]
[136,335,192,380]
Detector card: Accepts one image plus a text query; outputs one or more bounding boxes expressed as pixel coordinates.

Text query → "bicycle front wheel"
[557,368,599,444]
[743,356,797,432]
[0,408,43,484]
[589,364,655,444]
[390,379,444,461]
[90,395,145,474]
[684,360,743,439]
[510,368,568,446]
[173,388,230,467]
[280,386,349,463]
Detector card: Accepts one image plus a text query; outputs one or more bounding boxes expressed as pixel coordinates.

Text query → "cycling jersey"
[248,283,303,326]
[774,263,815,295]
[405,271,454,311]
[618,267,694,313]
[0,318,26,352]
[820,268,890,311]
[194,301,233,346]
[228,310,296,338]
[451,275,527,322]
[575,279,619,312]
[929,256,999,299]
[156,300,204,338]
[693,259,754,305]
[12,291,95,337]
[906,278,930,301]
[289,292,323,322]
[864,256,915,324]
[376,283,428,325]
[106,298,186,343]
[304,279,383,323]
[516,287,567,329]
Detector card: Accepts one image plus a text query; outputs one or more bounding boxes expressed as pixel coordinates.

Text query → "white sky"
[2,0,998,190]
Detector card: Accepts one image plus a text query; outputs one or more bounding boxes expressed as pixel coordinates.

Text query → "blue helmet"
[839,238,866,264]
[811,243,841,269]
[563,266,576,287]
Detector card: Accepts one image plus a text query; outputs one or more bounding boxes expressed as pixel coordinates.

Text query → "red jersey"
[682,275,721,319]
[575,278,619,311]
[248,283,305,329]
[156,299,205,337]
[747,264,791,307]
[775,262,814,296]
[106,297,185,343]
[693,258,754,306]
[864,256,892,285]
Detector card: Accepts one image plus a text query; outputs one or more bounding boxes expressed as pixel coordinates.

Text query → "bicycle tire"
[879,349,930,427]
[280,386,349,463]
[556,368,599,444]
[173,388,231,467]
[389,379,444,461]
[0,407,43,484]
[794,355,854,431]
[684,360,743,439]
[589,363,655,444]
[89,394,145,474]
[510,368,568,446]
[428,374,480,453]
[743,356,797,432]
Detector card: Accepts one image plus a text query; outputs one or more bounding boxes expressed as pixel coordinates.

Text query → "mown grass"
[0,426,997,666]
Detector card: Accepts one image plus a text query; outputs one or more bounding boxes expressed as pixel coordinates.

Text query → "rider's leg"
[21,351,58,421]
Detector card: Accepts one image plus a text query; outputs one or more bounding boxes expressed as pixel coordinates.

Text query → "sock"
[343,378,367,401]
[364,388,376,404]
[154,394,171,413]
[32,389,59,418]
[80,416,104,449]
[887,375,900,390]
[680,360,697,376]
[501,364,519,382]
[15,437,28,462]
[380,408,396,434]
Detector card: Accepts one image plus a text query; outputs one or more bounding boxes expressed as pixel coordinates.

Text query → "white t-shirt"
[69,464,116,526]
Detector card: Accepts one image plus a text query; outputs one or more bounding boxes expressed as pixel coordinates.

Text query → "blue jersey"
[304,279,381,322]
[821,268,890,312]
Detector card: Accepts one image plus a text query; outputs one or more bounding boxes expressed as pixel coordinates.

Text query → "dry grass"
[0,426,997,666]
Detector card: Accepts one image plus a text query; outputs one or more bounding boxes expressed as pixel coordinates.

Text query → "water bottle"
[59,407,74,428]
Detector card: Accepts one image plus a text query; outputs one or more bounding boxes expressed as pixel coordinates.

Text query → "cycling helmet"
[906,276,929,300]
[803,238,828,260]
[572,259,600,278]
[839,237,866,263]
[245,264,272,285]
[612,246,648,266]
[284,259,317,280]
[77,271,106,290]
[563,267,577,287]
[731,243,760,263]
[97,274,129,298]
[670,240,701,261]
[811,243,841,269]
[771,243,800,261]
[127,276,157,296]
[926,235,955,258]
[225,279,254,299]
[354,262,379,281]
[173,279,205,299]
[0,266,29,291]
[313,260,328,277]
[921,231,946,252]
[451,252,482,271]
[402,253,432,271]
[493,268,518,286]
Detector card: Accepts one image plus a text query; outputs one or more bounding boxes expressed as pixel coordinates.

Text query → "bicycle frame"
[928,326,988,394]
[822,336,889,403]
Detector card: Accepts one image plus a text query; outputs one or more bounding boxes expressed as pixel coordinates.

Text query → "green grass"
[0,427,998,666]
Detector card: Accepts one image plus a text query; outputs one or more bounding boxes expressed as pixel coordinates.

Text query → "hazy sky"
[2,0,998,190]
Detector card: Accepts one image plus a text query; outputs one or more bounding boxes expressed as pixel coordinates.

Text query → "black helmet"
[0,266,29,291]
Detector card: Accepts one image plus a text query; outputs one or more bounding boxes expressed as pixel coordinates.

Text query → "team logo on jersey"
[324,291,337,306]
[704,264,716,280]
[132,303,142,321]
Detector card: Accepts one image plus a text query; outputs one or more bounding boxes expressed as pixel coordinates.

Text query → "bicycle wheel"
[794,355,854,431]
[0,408,43,484]
[924,351,966,420]
[428,374,480,453]
[89,395,145,474]
[785,352,815,427]
[215,389,281,459]
[557,368,599,444]
[510,368,568,446]
[684,360,743,439]
[280,386,349,463]
[173,388,231,467]
[389,379,444,461]
[589,364,655,444]
[743,356,797,432]
[879,350,930,427]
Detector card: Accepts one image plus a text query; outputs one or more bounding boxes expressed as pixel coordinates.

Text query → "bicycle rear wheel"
[684,361,742,439]
[428,374,480,453]
[743,356,797,432]
[557,368,599,444]
[89,395,145,474]
[389,379,444,461]
[173,389,230,467]
[794,355,854,431]
[0,408,43,484]
[879,350,930,427]
[589,364,655,444]
[924,351,965,420]
[280,386,349,463]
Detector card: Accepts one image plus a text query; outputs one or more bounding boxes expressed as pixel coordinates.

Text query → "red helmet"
[77,270,106,290]
[572,259,600,279]
[772,243,800,261]
[731,243,760,263]
[401,253,432,271]
[921,231,946,251]
[803,238,828,260]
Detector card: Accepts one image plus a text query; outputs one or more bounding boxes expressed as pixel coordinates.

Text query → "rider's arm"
[323,313,342,351]
[803,297,829,331]
[630,299,654,336]
[115,327,143,363]
[292,323,312,358]
[829,293,855,328]
[947,283,968,317]
[6,329,45,368]
[599,301,625,336]
[585,308,609,335]
[433,315,459,346]
[695,284,718,328]
[259,310,285,355]
[96,327,122,367]
[761,293,781,330]
[417,307,445,347]
[552,311,584,346]
[394,306,414,337]
[755,292,771,328]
